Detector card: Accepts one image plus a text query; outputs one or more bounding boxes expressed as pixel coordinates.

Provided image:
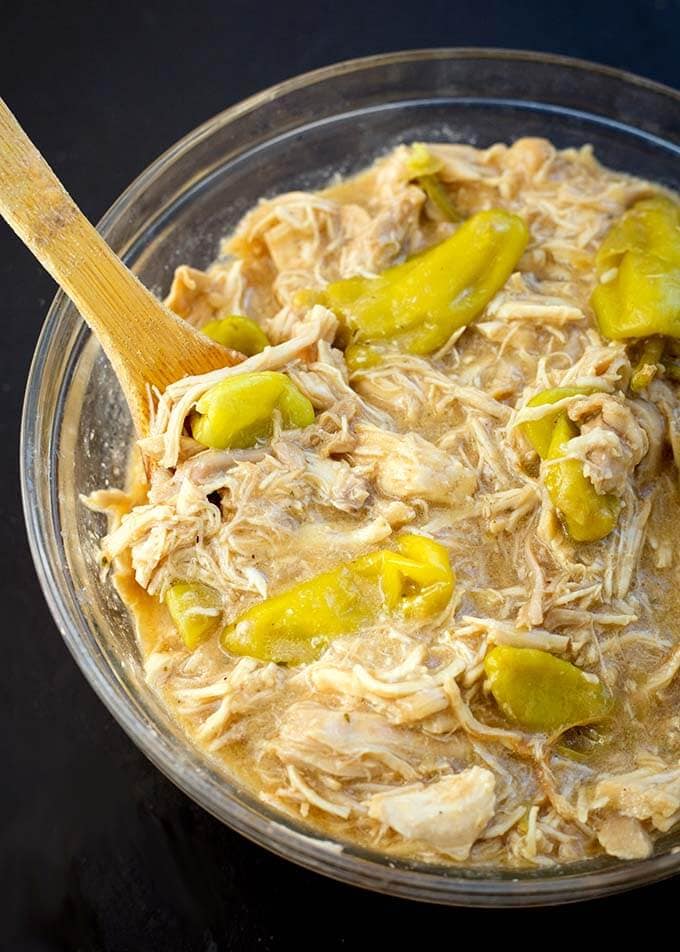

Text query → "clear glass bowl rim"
[20,48,680,906]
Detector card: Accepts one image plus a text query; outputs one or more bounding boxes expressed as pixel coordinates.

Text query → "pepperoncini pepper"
[591,196,680,341]
[521,385,598,459]
[407,143,462,223]
[222,535,454,664]
[484,645,611,734]
[379,533,453,619]
[521,387,620,542]
[202,313,269,356]
[166,582,222,650]
[191,371,315,450]
[544,414,620,542]
[324,208,529,370]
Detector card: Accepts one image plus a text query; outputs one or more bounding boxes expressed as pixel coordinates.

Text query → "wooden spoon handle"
[0,98,231,434]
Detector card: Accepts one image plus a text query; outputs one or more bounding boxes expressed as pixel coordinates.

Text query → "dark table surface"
[3,1,680,947]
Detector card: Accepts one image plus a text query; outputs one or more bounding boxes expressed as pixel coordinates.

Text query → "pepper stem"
[631,336,665,392]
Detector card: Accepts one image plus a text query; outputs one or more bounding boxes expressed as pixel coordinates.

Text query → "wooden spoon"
[0,98,237,435]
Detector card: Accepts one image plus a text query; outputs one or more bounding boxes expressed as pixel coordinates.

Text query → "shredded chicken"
[270,703,424,781]
[367,767,496,860]
[567,392,649,495]
[596,816,652,860]
[588,767,680,832]
[352,424,477,505]
[649,379,680,468]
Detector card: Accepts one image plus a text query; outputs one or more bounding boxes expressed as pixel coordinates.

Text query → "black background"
[3,2,680,948]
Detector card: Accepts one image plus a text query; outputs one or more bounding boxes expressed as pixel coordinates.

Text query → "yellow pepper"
[191,371,314,450]
[521,386,599,459]
[166,582,222,650]
[484,645,611,733]
[521,387,619,542]
[544,413,620,543]
[591,196,680,340]
[202,313,269,356]
[222,535,454,664]
[379,533,454,619]
[407,143,462,223]
[324,208,529,369]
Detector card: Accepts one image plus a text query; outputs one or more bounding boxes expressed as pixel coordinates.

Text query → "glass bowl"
[21,49,680,906]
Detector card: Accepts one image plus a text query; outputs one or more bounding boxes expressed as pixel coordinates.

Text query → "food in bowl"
[87,137,680,867]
